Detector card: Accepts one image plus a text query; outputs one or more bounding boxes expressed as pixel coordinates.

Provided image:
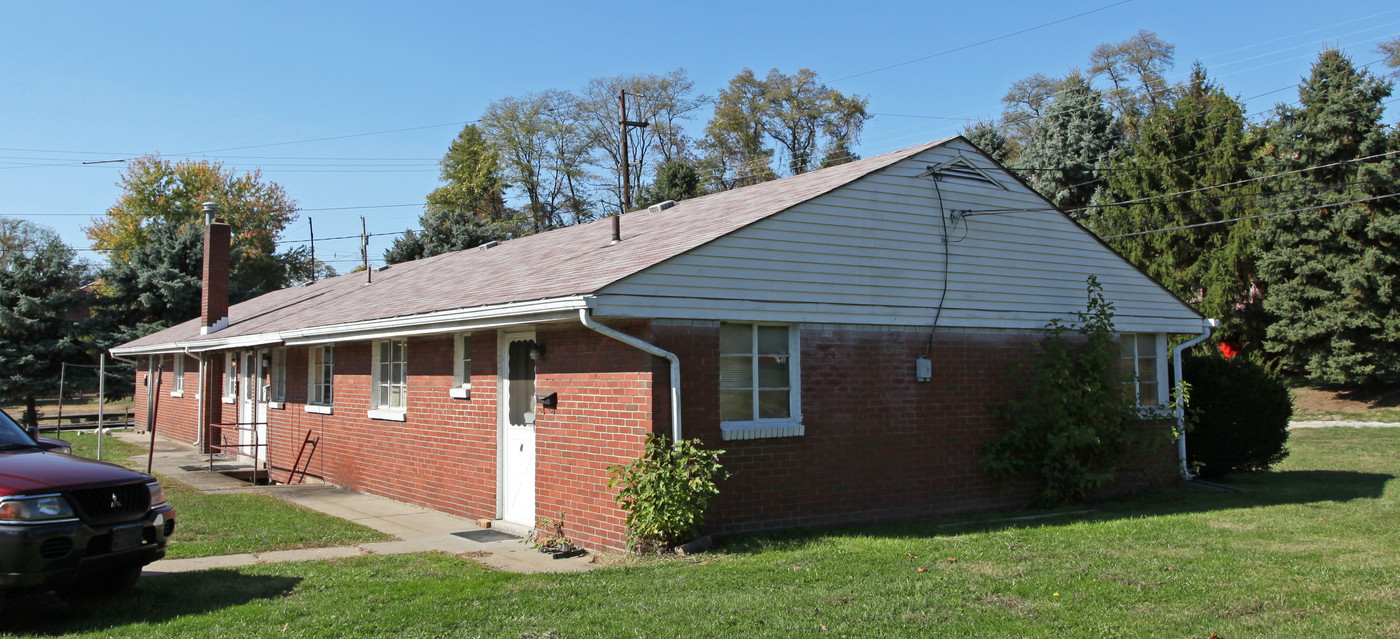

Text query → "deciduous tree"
[575,70,705,212]
[702,68,869,188]
[480,91,592,232]
[384,124,512,265]
[1089,30,1177,126]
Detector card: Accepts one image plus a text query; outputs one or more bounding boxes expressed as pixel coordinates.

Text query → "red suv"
[0,408,175,600]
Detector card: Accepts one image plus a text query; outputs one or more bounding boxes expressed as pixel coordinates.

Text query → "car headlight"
[0,494,77,522]
[146,481,167,507]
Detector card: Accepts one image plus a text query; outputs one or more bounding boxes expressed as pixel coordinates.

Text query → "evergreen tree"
[0,219,89,426]
[1018,74,1121,218]
[636,159,704,208]
[962,120,1015,164]
[1096,67,1265,350]
[1256,49,1400,383]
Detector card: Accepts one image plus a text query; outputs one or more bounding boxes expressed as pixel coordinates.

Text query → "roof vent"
[477,241,500,251]
[648,200,678,213]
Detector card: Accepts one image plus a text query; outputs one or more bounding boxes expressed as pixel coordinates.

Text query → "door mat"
[453,529,520,543]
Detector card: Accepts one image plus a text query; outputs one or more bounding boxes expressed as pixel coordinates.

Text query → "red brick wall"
[130,325,658,551]
[653,323,1176,535]
[133,320,1177,552]
[531,321,657,549]
[133,353,202,445]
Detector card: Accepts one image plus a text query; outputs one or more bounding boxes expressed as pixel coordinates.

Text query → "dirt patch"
[1097,571,1158,588]
[967,594,1036,617]
[1290,383,1400,421]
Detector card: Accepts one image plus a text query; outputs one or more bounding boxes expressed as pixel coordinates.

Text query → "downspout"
[1172,318,1217,480]
[185,347,205,449]
[578,309,682,443]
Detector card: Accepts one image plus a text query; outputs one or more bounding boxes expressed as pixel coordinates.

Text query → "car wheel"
[57,565,142,601]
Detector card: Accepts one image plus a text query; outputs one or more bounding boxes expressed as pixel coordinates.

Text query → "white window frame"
[369,339,408,421]
[1119,333,1169,411]
[222,354,237,404]
[170,354,184,397]
[268,347,287,408]
[719,322,804,441]
[450,332,472,399]
[306,345,334,414]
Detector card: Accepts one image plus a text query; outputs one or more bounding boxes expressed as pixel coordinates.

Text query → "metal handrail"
[208,420,268,486]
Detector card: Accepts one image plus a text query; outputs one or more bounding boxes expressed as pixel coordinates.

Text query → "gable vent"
[927,155,1008,190]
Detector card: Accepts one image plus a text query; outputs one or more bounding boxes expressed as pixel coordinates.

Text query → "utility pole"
[361,217,371,284]
[309,217,317,283]
[616,89,649,243]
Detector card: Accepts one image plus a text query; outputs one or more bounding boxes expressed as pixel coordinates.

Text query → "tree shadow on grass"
[0,570,301,636]
[716,469,1395,554]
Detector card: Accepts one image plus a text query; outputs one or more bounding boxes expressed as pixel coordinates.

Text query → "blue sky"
[3,0,1398,271]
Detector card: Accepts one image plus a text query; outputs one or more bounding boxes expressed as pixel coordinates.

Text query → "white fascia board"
[280,296,594,346]
[112,296,595,355]
[110,333,283,357]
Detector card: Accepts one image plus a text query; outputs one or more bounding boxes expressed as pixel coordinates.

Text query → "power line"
[831,0,1135,82]
[1100,192,1400,239]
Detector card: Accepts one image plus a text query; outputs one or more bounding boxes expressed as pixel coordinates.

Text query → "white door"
[238,349,270,464]
[499,330,537,525]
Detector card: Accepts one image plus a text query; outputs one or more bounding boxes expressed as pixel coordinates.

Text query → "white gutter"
[578,309,682,443]
[111,296,593,356]
[1172,318,1217,480]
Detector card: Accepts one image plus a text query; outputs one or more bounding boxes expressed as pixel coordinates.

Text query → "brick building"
[112,137,1207,551]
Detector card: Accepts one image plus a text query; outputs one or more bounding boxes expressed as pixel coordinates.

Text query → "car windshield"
[0,409,38,448]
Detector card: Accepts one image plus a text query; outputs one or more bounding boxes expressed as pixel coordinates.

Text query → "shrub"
[982,276,1149,506]
[1183,354,1292,478]
[607,435,728,553]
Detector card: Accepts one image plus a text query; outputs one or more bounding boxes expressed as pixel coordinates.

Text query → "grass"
[3,427,1396,637]
[61,431,391,560]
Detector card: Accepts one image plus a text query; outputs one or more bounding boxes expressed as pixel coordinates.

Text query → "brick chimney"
[200,202,231,335]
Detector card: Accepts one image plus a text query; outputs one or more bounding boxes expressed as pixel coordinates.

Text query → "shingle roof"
[115,138,953,352]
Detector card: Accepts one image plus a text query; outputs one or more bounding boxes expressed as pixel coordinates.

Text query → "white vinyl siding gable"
[594,139,1201,335]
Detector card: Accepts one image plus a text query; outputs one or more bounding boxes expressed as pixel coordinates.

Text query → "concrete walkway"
[105,431,599,576]
[1290,420,1400,428]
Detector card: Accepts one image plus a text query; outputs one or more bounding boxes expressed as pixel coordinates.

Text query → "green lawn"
[65,433,392,560]
[3,428,1396,637]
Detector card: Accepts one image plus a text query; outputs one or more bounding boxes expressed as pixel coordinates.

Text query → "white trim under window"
[306,345,334,412]
[222,355,237,404]
[719,322,803,441]
[370,338,407,420]
[1119,333,1168,409]
[450,332,472,399]
[170,354,184,397]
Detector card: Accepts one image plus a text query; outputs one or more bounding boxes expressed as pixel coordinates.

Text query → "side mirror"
[25,426,39,441]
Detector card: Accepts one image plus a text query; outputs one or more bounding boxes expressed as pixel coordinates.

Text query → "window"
[370,339,407,420]
[451,333,472,399]
[1119,333,1165,407]
[719,323,803,440]
[170,354,184,396]
[307,345,334,412]
[270,348,287,404]
[223,355,238,404]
